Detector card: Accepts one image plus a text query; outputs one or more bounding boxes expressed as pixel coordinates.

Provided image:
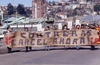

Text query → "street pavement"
[0,46,100,65]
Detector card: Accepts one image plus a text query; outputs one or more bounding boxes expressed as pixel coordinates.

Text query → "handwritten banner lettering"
[4,29,99,48]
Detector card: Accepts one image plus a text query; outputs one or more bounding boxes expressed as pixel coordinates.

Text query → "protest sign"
[4,29,99,47]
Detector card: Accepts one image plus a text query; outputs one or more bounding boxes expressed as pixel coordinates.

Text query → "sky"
[0,0,62,7]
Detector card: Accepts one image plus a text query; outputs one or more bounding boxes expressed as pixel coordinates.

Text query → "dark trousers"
[26,46,32,52]
[7,47,12,53]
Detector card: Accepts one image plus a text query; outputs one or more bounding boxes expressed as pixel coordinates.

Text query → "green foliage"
[7,3,15,15]
[94,5,100,12]
[25,9,32,17]
[17,4,26,16]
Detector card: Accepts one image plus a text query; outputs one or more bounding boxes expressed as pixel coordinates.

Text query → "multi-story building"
[95,0,100,4]
[32,0,47,19]
[0,6,7,14]
[77,0,87,4]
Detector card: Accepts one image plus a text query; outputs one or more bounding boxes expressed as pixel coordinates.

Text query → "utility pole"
[92,0,95,25]
[0,9,4,24]
[61,0,66,22]
[0,2,4,25]
[13,0,18,28]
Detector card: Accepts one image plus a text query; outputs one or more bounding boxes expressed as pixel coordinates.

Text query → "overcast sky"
[0,0,63,7]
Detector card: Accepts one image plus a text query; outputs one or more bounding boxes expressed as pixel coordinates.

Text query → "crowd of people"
[45,24,100,31]
[4,24,100,53]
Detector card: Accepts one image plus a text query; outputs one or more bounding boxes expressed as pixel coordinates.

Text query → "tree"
[26,9,32,17]
[94,5,100,15]
[7,3,15,15]
[17,4,26,16]
[52,1,56,5]
[94,5,100,14]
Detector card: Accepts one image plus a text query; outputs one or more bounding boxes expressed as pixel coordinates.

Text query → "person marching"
[62,25,69,30]
[24,27,32,52]
[4,26,14,53]
[76,25,81,50]
[44,26,51,51]
[45,26,50,31]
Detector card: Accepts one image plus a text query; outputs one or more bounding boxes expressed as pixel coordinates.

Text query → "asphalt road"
[0,46,100,65]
